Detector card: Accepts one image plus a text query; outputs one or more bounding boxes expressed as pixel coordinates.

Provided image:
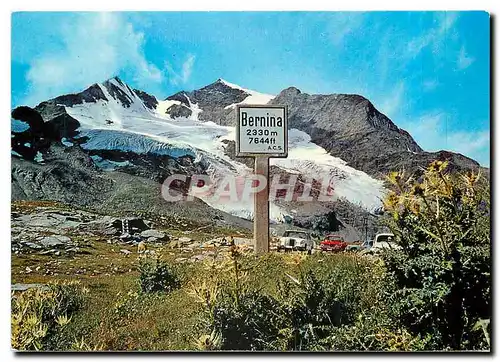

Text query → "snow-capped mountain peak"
[216,78,257,94]
[17,77,392,223]
[214,78,275,108]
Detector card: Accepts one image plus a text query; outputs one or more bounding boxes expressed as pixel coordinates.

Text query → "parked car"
[345,240,363,252]
[277,230,314,253]
[361,239,373,250]
[370,233,401,253]
[320,234,347,252]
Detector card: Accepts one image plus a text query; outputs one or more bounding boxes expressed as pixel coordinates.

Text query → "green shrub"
[113,290,143,319]
[112,289,166,322]
[211,291,285,351]
[325,310,430,351]
[190,247,391,351]
[275,270,345,350]
[382,161,490,350]
[139,256,181,294]
[11,281,88,351]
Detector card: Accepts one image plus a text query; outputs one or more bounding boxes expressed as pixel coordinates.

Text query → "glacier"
[59,78,385,222]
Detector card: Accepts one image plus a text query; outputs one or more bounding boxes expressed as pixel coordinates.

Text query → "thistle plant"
[11,281,87,351]
[193,330,223,351]
[382,161,490,350]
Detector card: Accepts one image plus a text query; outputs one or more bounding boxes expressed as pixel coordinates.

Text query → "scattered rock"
[178,237,193,244]
[119,233,133,241]
[39,249,57,255]
[11,283,48,292]
[24,242,42,250]
[140,229,169,241]
[120,249,132,255]
[94,216,122,236]
[39,235,71,248]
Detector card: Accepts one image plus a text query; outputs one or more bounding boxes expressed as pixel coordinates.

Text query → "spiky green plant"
[11,281,87,351]
[382,161,490,350]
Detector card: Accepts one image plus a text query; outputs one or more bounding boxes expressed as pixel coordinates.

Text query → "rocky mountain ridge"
[11,76,485,239]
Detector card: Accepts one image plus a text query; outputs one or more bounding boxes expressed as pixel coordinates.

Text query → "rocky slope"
[271,87,481,177]
[164,78,273,124]
[198,84,480,178]
[11,143,252,230]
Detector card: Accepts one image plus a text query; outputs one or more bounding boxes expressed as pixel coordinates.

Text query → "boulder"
[120,217,150,232]
[39,235,71,248]
[119,233,133,241]
[89,216,150,236]
[11,283,49,292]
[24,242,42,250]
[140,229,169,242]
[86,216,121,235]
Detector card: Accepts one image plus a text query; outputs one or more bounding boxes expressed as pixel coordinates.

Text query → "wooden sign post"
[236,105,288,254]
[253,156,270,253]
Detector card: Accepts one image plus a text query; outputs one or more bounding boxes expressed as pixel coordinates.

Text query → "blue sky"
[11,11,490,166]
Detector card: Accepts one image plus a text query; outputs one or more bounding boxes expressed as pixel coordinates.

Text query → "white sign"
[236,105,288,157]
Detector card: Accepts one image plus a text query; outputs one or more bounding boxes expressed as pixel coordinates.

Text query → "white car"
[277,230,314,253]
[371,233,401,252]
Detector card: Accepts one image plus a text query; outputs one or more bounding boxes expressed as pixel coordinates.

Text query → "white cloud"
[328,12,365,45]
[422,79,439,91]
[456,45,475,70]
[402,112,490,166]
[181,54,196,83]
[407,32,435,58]
[164,54,196,86]
[378,81,406,119]
[23,13,163,106]
[406,12,459,59]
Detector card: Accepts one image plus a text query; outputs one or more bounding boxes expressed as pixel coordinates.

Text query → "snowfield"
[61,79,385,221]
[273,130,385,211]
[220,79,275,109]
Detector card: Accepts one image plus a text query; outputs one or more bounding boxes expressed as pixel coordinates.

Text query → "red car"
[320,234,347,252]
